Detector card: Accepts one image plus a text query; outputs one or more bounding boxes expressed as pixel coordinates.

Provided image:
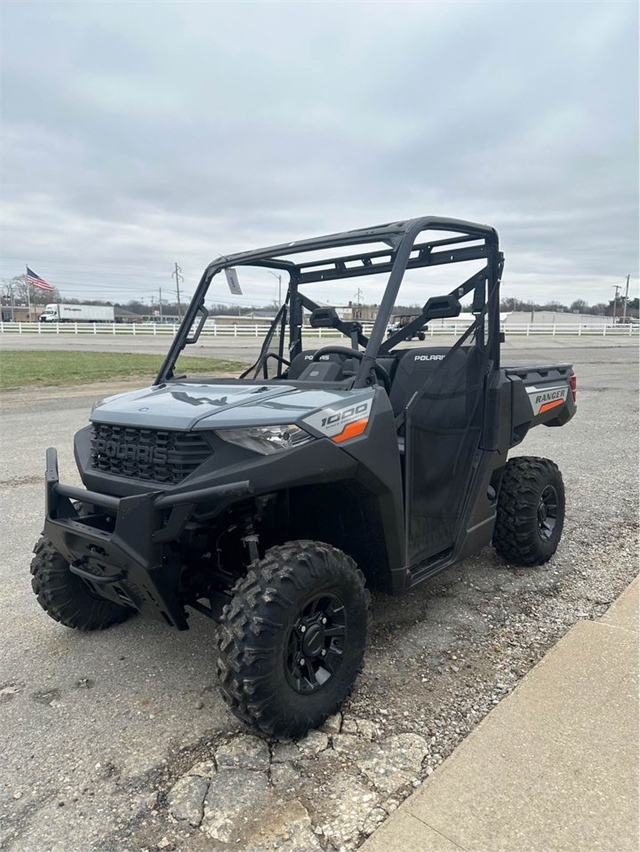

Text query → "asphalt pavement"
[0,339,638,852]
[1,330,637,364]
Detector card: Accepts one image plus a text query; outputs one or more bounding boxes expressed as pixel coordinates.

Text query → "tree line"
[498,296,639,316]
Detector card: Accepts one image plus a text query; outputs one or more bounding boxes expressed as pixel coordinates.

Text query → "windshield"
[155,217,501,386]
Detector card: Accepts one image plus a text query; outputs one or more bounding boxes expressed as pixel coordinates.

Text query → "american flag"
[26,266,55,292]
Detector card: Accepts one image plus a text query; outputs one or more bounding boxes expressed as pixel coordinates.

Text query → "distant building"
[390,307,422,320]
[346,304,378,322]
[502,311,611,326]
[114,307,143,323]
[207,314,274,327]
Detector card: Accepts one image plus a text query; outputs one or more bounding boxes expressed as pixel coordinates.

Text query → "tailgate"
[505,363,577,431]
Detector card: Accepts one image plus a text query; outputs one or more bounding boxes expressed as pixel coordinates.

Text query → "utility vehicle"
[32,216,576,738]
[387,313,427,340]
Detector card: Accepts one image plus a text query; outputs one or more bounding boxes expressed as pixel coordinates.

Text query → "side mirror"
[185,304,209,344]
[422,295,461,320]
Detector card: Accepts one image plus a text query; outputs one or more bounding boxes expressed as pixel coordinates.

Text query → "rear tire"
[31,537,133,630]
[493,457,565,566]
[217,541,370,738]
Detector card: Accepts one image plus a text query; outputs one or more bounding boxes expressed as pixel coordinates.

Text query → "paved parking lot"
[0,340,638,852]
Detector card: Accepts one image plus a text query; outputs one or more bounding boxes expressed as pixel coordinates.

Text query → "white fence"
[0,321,638,338]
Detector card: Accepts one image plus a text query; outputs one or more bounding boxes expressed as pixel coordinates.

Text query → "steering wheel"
[311,346,391,394]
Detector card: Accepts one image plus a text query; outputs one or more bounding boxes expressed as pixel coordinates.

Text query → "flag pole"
[26,265,32,322]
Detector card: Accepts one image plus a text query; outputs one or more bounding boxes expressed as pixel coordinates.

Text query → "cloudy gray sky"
[2,0,638,309]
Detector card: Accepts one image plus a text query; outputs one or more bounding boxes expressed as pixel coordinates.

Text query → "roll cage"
[155,216,504,386]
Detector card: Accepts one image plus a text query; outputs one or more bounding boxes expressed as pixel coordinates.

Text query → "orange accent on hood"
[332,418,369,443]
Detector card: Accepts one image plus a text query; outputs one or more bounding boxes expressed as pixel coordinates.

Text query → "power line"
[0,275,163,293]
[0,268,294,303]
[0,255,181,275]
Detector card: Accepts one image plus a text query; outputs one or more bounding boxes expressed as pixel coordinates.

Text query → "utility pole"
[267,270,282,307]
[159,287,163,323]
[622,274,630,324]
[172,263,184,319]
[611,284,621,325]
[351,287,364,320]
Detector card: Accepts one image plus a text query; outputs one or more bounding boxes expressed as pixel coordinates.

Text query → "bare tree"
[2,274,61,306]
[590,303,608,316]
[569,299,589,313]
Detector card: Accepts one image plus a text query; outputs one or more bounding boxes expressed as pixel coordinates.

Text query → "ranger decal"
[526,384,568,416]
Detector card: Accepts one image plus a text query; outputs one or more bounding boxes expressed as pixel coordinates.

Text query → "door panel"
[404,346,487,565]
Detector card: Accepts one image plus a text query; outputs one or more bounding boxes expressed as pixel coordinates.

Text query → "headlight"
[217,424,314,455]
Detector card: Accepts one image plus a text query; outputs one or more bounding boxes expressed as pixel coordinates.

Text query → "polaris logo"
[94,439,168,465]
[415,354,445,361]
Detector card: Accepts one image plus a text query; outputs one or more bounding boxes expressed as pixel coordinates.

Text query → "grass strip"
[0,350,246,390]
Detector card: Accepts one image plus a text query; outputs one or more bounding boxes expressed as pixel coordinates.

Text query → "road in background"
[0,342,638,851]
[1,330,638,366]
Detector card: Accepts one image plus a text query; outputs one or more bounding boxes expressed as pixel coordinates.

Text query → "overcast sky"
[2,0,638,309]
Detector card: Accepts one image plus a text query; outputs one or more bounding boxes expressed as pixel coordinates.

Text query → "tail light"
[570,374,577,403]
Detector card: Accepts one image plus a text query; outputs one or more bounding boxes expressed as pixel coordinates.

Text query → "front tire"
[31,537,133,630]
[493,457,565,566]
[217,541,370,738]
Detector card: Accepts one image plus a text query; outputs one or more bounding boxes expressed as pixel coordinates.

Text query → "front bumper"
[43,447,251,629]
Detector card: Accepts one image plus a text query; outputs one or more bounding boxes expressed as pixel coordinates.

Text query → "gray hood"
[90,382,363,431]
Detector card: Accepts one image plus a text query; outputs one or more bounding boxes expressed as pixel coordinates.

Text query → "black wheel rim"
[285,593,347,694]
[537,484,558,540]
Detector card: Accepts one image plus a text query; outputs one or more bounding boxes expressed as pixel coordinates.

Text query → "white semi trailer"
[39,304,116,323]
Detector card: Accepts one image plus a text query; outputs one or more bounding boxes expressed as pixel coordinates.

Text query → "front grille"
[91,424,211,484]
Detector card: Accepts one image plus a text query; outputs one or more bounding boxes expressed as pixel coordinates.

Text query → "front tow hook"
[69,561,126,585]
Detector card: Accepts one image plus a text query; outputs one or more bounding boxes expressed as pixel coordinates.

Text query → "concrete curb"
[361,576,639,852]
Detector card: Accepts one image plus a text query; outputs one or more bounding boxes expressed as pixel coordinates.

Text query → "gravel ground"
[0,341,637,852]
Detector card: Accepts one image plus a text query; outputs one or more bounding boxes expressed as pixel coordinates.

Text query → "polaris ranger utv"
[32,217,576,738]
